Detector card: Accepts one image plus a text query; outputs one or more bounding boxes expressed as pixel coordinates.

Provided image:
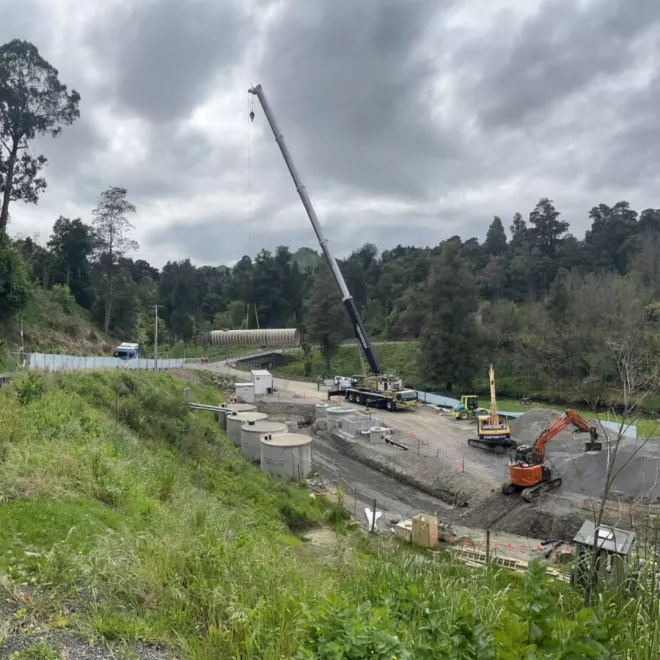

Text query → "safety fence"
[27,352,185,372]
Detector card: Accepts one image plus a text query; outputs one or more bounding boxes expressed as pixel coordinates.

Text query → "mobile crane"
[248,84,417,411]
[468,365,515,454]
[502,409,602,502]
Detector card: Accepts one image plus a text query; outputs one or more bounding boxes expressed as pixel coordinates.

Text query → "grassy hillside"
[0,289,113,371]
[0,370,658,657]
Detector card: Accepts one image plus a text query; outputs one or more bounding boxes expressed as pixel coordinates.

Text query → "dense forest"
[2,193,659,398]
[1,38,658,397]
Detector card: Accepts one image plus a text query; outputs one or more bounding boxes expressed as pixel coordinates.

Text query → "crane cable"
[246,92,258,330]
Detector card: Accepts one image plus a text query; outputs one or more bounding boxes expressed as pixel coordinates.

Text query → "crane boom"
[248,84,381,374]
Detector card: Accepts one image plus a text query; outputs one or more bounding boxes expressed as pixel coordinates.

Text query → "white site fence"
[26,352,185,372]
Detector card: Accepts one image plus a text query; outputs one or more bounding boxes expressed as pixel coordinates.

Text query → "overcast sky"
[1,0,659,268]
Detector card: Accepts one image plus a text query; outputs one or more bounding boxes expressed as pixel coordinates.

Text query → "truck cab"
[113,342,139,360]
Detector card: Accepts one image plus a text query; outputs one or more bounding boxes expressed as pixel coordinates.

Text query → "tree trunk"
[104,247,113,334]
[0,141,19,232]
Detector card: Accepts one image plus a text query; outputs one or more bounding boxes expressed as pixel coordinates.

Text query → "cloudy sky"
[1,0,659,268]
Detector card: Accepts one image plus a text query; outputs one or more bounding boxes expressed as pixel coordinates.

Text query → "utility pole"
[19,312,24,367]
[153,305,159,371]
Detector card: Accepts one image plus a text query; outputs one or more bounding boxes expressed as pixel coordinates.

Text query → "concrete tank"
[240,420,288,461]
[370,427,389,444]
[315,403,329,420]
[260,433,313,481]
[326,406,356,430]
[209,328,300,347]
[226,411,268,445]
[218,403,257,430]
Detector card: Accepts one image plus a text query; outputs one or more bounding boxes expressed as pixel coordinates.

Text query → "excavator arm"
[533,409,600,461]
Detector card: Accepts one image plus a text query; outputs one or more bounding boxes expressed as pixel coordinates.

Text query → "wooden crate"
[412,513,438,548]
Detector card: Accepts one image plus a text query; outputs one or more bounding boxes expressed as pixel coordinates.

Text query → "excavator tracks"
[501,477,562,501]
[522,477,562,502]
[468,438,518,455]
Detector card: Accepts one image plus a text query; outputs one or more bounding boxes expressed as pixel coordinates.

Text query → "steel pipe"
[209,328,300,347]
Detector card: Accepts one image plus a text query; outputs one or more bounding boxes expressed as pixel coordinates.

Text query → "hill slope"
[0,288,112,370]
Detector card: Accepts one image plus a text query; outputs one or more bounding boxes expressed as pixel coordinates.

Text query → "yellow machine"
[450,395,480,420]
[468,366,515,454]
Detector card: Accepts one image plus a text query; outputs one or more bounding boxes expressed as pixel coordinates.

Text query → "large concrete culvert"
[209,328,300,347]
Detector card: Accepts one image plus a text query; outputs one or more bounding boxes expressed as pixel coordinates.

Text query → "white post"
[154,305,159,371]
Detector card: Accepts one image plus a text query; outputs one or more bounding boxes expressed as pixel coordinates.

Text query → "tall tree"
[419,238,480,391]
[484,216,507,255]
[0,232,31,319]
[0,40,80,232]
[305,260,350,372]
[528,198,568,257]
[48,216,95,307]
[91,187,138,333]
[585,201,638,273]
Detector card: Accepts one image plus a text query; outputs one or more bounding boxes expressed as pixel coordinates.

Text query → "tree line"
[1,38,659,398]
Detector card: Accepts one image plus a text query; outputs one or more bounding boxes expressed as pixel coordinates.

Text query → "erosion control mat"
[511,408,660,501]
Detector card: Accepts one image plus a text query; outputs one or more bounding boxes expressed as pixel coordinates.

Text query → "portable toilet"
[571,521,635,590]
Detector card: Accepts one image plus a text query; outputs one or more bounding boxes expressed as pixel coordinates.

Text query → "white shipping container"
[251,369,273,396]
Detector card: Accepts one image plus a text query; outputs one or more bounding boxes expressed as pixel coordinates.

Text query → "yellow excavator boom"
[489,364,500,426]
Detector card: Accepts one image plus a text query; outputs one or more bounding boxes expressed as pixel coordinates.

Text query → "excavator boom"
[489,365,499,426]
[533,409,600,460]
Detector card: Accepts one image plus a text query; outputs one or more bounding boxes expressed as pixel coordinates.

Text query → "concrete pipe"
[209,328,300,347]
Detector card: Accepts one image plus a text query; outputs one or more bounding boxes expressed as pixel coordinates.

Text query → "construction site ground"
[190,361,660,558]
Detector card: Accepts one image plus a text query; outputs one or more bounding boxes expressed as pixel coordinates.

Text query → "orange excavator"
[502,409,603,502]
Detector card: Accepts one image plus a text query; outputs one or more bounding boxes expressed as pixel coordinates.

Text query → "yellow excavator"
[468,365,516,454]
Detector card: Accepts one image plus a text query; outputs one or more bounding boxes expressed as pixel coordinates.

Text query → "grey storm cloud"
[459,0,660,129]
[3,0,660,267]
[90,0,249,123]
[257,0,459,200]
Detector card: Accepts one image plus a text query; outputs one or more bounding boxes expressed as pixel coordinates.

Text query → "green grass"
[1,370,660,657]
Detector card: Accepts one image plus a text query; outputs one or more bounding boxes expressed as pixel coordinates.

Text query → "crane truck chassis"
[329,374,418,411]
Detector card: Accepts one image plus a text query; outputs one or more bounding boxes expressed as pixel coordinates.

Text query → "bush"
[50,283,76,313]
[14,373,45,405]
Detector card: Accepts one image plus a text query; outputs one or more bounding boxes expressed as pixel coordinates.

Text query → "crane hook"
[249,110,255,122]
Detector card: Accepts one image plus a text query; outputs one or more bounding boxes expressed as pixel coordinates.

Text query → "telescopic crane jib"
[247,84,380,374]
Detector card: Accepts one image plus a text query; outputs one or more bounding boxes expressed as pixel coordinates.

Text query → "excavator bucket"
[584,428,602,452]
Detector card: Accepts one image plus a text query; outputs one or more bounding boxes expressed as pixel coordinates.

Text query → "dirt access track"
[191,361,660,541]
